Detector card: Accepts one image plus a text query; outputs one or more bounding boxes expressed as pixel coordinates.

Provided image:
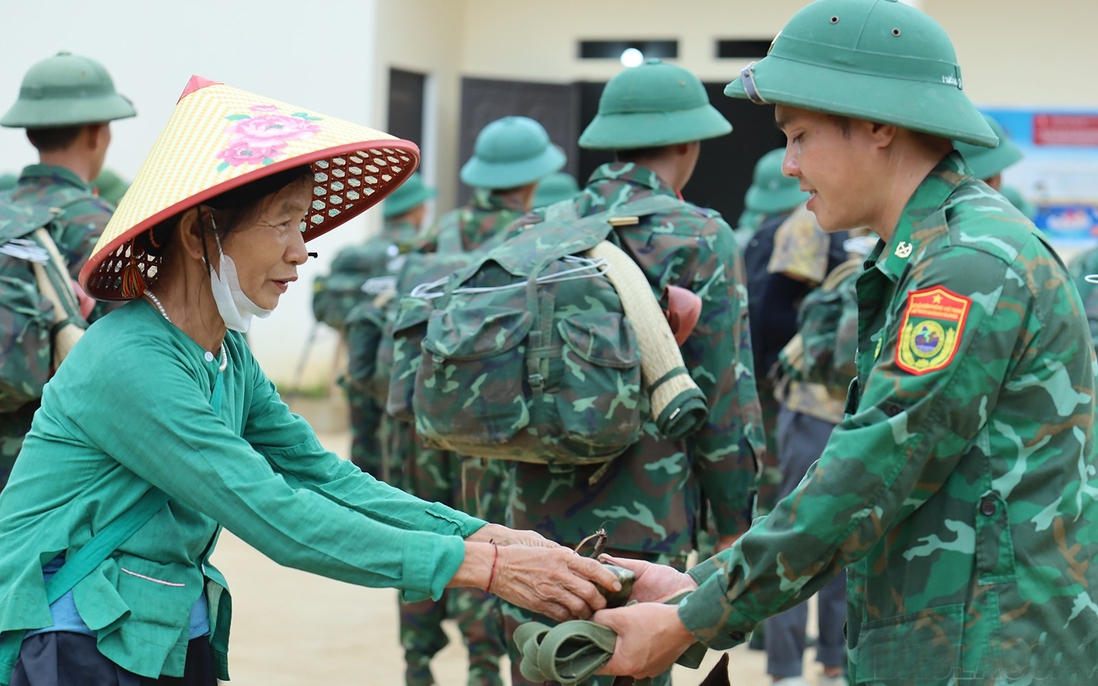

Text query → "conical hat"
[80,75,419,300]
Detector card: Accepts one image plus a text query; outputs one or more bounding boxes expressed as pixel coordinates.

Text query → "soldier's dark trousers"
[765,407,847,678]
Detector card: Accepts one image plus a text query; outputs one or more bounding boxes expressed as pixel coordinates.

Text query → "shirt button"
[204,351,215,362]
[730,631,746,641]
[980,498,996,516]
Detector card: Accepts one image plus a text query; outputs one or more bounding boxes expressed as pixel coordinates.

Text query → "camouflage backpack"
[0,195,88,413]
[387,195,694,466]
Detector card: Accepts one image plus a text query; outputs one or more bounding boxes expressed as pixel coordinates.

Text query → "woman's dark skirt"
[11,632,216,686]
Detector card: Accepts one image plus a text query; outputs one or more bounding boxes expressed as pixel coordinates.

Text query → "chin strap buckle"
[741,62,768,105]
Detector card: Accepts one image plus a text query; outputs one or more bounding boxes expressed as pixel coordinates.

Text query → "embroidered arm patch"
[895,286,971,375]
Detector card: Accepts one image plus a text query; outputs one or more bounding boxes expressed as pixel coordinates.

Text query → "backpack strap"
[0,487,169,681]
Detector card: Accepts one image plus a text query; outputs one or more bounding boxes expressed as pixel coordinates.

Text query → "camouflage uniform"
[313,218,420,480]
[397,189,526,686]
[679,155,1098,684]
[0,163,114,493]
[1068,246,1098,358]
[503,161,764,685]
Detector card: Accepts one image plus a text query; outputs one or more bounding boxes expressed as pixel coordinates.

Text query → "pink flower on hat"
[216,106,323,172]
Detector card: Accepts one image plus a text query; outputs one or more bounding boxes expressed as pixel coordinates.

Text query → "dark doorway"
[576,81,786,225]
[387,68,426,146]
[457,77,580,206]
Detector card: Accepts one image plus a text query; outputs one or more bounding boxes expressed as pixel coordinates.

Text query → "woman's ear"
[177,208,209,261]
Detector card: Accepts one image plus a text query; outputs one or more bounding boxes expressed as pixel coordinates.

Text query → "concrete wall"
[0,0,381,386]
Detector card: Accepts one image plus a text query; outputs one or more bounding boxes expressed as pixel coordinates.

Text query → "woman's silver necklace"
[144,289,228,372]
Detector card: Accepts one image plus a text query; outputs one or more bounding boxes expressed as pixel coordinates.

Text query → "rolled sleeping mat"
[32,227,86,368]
[586,240,708,439]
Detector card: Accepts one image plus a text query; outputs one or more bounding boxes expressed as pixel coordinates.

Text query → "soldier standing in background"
[503,58,764,686]
[532,170,580,209]
[0,51,135,492]
[594,0,1098,682]
[397,116,565,686]
[312,172,435,479]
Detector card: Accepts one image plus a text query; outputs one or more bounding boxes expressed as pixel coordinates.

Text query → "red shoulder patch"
[895,286,971,375]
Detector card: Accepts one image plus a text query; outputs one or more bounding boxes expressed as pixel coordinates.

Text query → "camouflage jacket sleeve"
[624,212,764,535]
[1068,247,1098,356]
[677,243,1024,648]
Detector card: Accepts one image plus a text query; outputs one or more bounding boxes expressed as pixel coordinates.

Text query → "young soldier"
[397,116,564,686]
[503,58,765,686]
[593,1,1098,683]
[0,51,134,492]
[312,172,435,480]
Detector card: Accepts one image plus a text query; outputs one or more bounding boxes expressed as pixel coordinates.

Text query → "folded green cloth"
[655,386,708,440]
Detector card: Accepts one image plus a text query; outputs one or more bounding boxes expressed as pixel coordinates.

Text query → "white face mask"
[209,228,272,333]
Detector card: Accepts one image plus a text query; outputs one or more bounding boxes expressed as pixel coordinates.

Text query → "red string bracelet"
[486,542,499,593]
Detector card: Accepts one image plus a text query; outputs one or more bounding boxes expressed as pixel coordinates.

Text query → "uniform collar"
[18,163,93,193]
[587,162,679,199]
[870,151,970,282]
[471,187,527,213]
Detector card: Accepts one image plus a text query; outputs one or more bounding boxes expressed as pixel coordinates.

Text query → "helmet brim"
[0,93,136,128]
[383,185,436,218]
[745,184,810,214]
[578,104,731,150]
[460,144,566,189]
[725,57,997,148]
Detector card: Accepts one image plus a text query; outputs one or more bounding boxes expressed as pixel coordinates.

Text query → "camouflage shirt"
[679,154,1098,683]
[418,189,526,254]
[0,164,115,490]
[1068,245,1098,358]
[509,162,765,554]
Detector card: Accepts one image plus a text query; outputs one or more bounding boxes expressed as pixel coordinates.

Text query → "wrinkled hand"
[593,602,696,678]
[598,554,697,603]
[467,522,558,549]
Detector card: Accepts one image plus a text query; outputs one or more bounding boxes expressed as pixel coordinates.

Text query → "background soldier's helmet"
[382,172,436,218]
[954,115,1024,182]
[1,51,136,129]
[532,171,580,209]
[745,148,810,215]
[459,116,566,190]
[579,58,731,151]
[725,0,996,147]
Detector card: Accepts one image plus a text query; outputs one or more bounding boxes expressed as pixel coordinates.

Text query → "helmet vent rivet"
[830,15,840,24]
[892,28,902,36]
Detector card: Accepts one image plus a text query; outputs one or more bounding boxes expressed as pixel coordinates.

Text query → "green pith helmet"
[382,172,436,218]
[91,168,130,206]
[954,115,1023,181]
[737,209,764,232]
[725,0,996,147]
[1,51,135,129]
[533,171,580,208]
[579,59,731,150]
[1000,185,1038,220]
[745,148,810,214]
[460,116,566,189]
[0,174,16,192]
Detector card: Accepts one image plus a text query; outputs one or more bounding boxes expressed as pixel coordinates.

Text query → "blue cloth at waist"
[28,554,209,639]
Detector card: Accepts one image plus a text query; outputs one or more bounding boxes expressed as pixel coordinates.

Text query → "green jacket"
[508,162,765,554]
[679,154,1098,683]
[0,301,484,681]
[0,164,117,491]
[419,188,526,253]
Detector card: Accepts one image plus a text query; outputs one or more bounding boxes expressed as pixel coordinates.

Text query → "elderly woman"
[0,77,617,686]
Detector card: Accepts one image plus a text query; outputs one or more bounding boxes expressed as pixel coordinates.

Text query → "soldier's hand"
[593,602,696,678]
[466,522,558,549]
[489,544,622,621]
[598,554,697,603]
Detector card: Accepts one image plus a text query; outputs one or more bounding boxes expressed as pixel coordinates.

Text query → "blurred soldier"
[532,170,580,209]
[593,1,1098,682]
[398,116,565,686]
[91,167,130,206]
[503,58,765,686]
[312,172,435,479]
[953,114,1023,192]
[0,51,134,492]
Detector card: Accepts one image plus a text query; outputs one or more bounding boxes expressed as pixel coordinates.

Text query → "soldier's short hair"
[25,126,84,152]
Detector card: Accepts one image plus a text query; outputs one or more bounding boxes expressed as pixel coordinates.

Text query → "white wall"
[0,0,381,387]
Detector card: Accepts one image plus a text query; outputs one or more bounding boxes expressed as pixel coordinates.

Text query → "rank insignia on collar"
[896,286,970,375]
[894,241,913,259]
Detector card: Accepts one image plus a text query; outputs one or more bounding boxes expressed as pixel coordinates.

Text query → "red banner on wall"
[1033,114,1098,146]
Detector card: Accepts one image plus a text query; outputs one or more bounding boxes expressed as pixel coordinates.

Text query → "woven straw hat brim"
[80,77,418,301]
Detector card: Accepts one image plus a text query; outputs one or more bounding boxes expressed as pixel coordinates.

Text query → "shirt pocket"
[855,604,963,684]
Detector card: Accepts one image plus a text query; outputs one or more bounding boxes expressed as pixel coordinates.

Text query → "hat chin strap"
[741,62,769,105]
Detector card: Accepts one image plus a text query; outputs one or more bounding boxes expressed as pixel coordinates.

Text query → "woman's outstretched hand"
[451,541,623,622]
[466,522,557,549]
